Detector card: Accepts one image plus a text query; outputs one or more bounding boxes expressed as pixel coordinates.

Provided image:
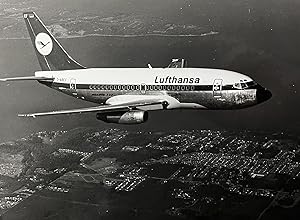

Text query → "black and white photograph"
[0,0,299,219]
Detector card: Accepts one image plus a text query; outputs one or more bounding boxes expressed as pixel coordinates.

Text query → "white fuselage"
[35,68,267,110]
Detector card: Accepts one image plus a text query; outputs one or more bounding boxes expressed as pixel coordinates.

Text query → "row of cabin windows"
[89,84,195,91]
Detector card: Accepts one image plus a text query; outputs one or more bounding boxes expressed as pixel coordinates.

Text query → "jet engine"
[96,110,148,124]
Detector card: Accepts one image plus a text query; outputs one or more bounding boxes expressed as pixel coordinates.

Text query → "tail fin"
[23,12,85,71]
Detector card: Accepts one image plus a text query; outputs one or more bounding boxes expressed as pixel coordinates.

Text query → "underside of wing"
[18,99,169,118]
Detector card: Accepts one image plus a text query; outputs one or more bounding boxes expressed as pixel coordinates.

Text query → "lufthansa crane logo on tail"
[35,33,53,56]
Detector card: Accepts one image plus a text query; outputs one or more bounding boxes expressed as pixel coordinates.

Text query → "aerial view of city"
[0,128,299,219]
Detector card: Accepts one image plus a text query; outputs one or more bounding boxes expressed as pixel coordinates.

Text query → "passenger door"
[140,83,146,94]
[213,79,223,98]
[70,78,77,95]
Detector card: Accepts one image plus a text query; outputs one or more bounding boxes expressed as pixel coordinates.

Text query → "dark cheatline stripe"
[43,82,253,91]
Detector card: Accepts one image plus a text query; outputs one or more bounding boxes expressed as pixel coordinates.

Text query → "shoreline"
[0,31,219,40]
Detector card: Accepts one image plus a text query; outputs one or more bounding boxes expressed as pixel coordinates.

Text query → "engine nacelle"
[96,111,148,124]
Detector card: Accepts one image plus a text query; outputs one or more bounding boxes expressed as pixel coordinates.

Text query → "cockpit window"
[241,83,248,89]
[233,81,257,90]
[246,81,257,88]
[233,83,242,89]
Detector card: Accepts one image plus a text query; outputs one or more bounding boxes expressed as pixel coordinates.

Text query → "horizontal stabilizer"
[0,76,54,82]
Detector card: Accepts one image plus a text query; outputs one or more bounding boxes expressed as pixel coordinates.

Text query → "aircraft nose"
[256,85,272,103]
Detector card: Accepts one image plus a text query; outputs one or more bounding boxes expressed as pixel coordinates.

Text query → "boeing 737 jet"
[0,12,272,124]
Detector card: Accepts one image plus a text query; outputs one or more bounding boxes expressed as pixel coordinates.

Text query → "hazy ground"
[0,0,299,141]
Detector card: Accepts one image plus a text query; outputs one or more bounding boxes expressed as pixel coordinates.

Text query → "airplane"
[0,12,272,124]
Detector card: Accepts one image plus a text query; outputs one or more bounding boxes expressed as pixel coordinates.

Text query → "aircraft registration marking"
[56,78,67,82]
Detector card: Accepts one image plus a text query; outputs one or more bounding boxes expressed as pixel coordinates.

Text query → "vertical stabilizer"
[23,12,85,71]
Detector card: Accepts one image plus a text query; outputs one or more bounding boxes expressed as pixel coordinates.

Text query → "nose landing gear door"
[213,79,223,98]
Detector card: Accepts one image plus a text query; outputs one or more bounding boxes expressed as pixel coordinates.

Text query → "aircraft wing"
[0,76,54,81]
[18,100,169,118]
